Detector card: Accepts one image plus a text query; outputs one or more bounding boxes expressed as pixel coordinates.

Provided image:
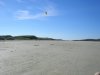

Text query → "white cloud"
[15,10,45,20]
[15,5,58,20]
[15,0,58,20]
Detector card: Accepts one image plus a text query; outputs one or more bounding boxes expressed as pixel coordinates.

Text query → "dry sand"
[0,40,100,75]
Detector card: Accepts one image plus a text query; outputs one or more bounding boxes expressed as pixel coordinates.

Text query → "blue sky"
[0,0,100,40]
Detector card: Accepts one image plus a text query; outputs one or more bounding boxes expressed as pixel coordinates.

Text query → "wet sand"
[0,40,100,75]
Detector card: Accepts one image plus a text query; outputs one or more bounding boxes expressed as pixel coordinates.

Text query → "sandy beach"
[0,40,100,75]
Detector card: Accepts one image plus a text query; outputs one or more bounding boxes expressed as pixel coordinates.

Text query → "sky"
[0,0,100,40]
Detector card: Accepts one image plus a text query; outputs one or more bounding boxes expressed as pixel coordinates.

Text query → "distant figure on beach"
[95,72,100,75]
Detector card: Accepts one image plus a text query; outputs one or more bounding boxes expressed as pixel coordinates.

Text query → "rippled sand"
[0,40,100,75]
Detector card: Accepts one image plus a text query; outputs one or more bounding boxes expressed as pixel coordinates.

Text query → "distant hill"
[0,35,14,40]
[0,35,59,40]
[14,35,38,40]
[73,39,100,41]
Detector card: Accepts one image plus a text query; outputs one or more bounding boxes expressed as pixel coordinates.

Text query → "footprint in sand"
[50,44,54,45]
[34,45,39,46]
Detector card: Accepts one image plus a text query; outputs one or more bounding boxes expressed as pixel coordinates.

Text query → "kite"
[45,11,47,15]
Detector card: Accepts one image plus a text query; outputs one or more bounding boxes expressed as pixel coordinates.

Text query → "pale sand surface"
[0,40,100,75]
